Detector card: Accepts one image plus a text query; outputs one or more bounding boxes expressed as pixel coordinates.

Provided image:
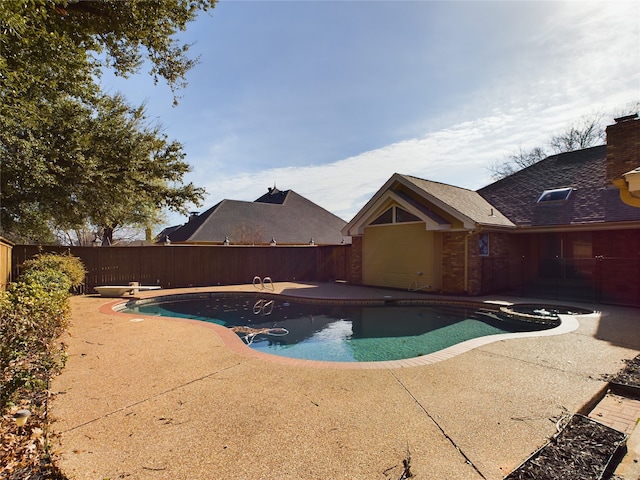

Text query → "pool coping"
[99,288,585,370]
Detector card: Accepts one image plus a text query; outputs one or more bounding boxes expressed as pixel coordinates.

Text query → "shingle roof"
[477,145,640,227]
[156,224,182,243]
[342,173,514,236]
[401,174,514,228]
[163,189,348,245]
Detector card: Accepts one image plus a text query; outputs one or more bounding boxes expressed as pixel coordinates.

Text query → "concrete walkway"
[51,283,640,480]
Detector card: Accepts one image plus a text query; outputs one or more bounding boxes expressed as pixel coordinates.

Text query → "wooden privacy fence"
[0,237,13,291]
[12,244,352,294]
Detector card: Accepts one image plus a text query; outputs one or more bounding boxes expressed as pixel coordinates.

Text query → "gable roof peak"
[342,172,514,236]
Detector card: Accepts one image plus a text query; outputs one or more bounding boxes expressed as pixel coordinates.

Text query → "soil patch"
[609,353,640,396]
[504,414,627,480]
[507,353,640,479]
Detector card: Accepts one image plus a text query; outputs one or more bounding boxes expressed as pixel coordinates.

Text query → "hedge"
[0,253,85,408]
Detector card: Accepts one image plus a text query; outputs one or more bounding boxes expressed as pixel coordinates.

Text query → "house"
[342,114,640,305]
[341,173,514,293]
[158,187,349,246]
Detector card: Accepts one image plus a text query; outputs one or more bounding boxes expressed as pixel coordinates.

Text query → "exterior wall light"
[309,238,314,245]
[270,237,277,246]
[223,236,230,245]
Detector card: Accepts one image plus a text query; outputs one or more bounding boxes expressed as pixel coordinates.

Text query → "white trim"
[342,173,486,236]
[345,190,453,235]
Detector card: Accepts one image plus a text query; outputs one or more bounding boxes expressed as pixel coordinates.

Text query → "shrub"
[21,252,86,290]
[0,254,83,409]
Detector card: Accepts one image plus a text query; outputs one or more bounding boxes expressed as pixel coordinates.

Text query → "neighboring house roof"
[156,224,182,243]
[160,188,348,245]
[477,145,640,228]
[342,173,514,236]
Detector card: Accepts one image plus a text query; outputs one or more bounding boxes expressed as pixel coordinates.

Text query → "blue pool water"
[122,295,558,362]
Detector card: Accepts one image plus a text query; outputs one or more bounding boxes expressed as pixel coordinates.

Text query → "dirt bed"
[506,353,640,480]
[504,414,627,480]
[610,354,640,391]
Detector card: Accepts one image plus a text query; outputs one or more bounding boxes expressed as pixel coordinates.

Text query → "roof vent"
[537,187,573,204]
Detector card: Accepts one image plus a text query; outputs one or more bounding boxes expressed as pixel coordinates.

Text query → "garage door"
[363,223,441,290]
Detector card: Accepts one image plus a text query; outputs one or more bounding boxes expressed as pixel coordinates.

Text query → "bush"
[0,253,84,409]
[21,252,86,290]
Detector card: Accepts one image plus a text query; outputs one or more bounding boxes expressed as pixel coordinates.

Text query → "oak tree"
[0,0,214,242]
[489,113,609,180]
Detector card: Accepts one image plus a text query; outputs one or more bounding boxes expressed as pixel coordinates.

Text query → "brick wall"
[478,232,524,294]
[488,231,514,257]
[443,231,525,295]
[467,236,482,295]
[593,229,640,257]
[441,232,467,294]
[349,236,363,284]
[606,115,640,184]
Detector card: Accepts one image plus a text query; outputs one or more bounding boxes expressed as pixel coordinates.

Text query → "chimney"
[606,113,640,185]
[188,211,199,222]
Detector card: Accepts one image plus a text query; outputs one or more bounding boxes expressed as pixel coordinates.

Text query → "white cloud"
[162,1,639,229]
[187,95,635,228]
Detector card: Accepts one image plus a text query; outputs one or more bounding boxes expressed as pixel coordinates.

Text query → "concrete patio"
[51,282,640,479]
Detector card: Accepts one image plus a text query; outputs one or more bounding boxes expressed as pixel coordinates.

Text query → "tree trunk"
[102,226,114,246]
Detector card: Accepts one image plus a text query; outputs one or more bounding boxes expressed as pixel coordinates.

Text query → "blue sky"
[100,0,640,230]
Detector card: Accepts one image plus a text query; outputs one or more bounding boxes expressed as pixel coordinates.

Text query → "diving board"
[94,285,161,297]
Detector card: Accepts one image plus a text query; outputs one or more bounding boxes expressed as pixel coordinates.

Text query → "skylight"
[537,187,573,203]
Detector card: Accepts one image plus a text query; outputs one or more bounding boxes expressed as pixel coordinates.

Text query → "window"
[537,187,573,203]
[395,207,420,223]
[370,208,393,225]
[478,233,489,256]
[370,206,421,225]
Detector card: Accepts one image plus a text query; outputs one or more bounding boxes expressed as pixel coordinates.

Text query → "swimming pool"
[121,294,563,362]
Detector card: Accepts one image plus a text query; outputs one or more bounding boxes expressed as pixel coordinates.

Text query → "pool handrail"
[252,276,275,291]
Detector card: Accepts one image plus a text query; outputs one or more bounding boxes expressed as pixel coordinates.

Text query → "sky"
[100,0,640,230]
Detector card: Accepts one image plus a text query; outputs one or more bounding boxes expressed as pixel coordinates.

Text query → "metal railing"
[252,275,274,291]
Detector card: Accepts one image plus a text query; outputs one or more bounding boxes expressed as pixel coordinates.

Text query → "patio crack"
[62,361,244,433]
[389,370,488,480]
